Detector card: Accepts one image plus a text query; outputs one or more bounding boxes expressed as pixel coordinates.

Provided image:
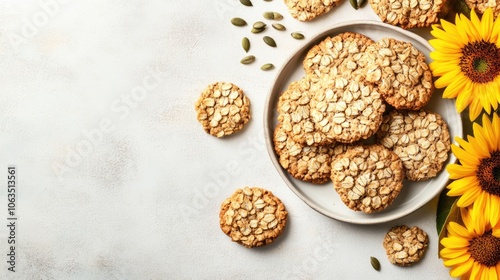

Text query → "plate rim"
[263,20,463,224]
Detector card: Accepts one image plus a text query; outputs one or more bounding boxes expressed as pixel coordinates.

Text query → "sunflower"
[429,8,500,121]
[440,207,500,279]
[446,113,500,226]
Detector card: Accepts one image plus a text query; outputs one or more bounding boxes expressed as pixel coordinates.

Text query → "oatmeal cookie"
[369,0,448,29]
[195,82,251,137]
[383,225,429,266]
[309,78,386,144]
[376,110,451,181]
[465,0,500,17]
[303,32,375,79]
[284,0,342,21]
[331,145,404,213]
[277,76,335,146]
[273,124,348,184]
[362,38,434,110]
[219,187,288,248]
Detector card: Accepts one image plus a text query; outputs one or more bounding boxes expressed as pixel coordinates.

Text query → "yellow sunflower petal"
[441,18,465,43]
[435,68,463,88]
[429,38,463,52]
[497,88,500,106]
[447,175,480,197]
[459,13,481,41]
[430,54,460,63]
[457,186,482,207]
[469,97,483,121]
[430,60,461,76]
[478,85,493,114]
[470,261,483,280]
[441,236,472,248]
[494,227,500,237]
[470,8,483,36]
[472,194,488,235]
[455,136,476,154]
[450,258,475,278]
[455,83,474,112]
[488,266,498,280]
[492,115,500,151]
[448,222,472,238]
[481,85,495,113]
[467,136,490,159]
[443,253,471,266]
[447,163,478,179]
[480,114,496,151]
[460,207,476,234]
[442,74,468,99]
[431,24,463,45]
[451,143,481,166]
[487,195,500,227]
[493,12,500,42]
[480,8,494,41]
[472,120,492,152]
[455,15,472,43]
[441,247,470,259]
[492,96,500,109]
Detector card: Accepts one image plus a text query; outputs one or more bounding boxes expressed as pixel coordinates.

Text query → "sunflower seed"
[358,0,367,7]
[263,11,274,20]
[261,63,274,71]
[370,256,381,271]
[251,27,265,34]
[291,32,304,39]
[240,55,255,64]
[253,21,266,29]
[231,17,247,27]
[242,37,250,53]
[350,0,358,9]
[263,36,276,47]
[272,23,286,31]
[240,0,253,6]
[273,12,283,20]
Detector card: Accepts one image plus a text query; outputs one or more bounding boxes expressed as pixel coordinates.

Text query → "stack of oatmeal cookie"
[273,32,451,213]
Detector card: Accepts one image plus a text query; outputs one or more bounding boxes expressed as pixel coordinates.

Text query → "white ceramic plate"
[264,21,463,224]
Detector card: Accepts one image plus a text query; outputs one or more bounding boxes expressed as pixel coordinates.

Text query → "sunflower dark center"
[495,166,500,182]
[460,41,500,83]
[478,151,500,196]
[469,230,500,267]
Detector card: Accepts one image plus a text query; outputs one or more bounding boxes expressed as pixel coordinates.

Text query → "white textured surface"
[0,1,453,279]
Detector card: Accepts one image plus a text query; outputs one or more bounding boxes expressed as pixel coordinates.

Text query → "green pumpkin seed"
[358,0,367,8]
[251,27,264,34]
[349,0,358,9]
[272,23,286,31]
[370,257,381,271]
[291,32,304,40]
[253,21,266,29]
[242,37,250,53]
[273,12,283,20]
[263,11,274,20]
[231,17,247,27]
[261,63,274,71]
[263,36,276,47]
[240,55,255,64]
[240,0,253,6]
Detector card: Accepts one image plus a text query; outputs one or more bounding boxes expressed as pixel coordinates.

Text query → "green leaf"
[436,189,457,235]
[441,0,470,22]
[436,189,461,255]
[454,0,471,17]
